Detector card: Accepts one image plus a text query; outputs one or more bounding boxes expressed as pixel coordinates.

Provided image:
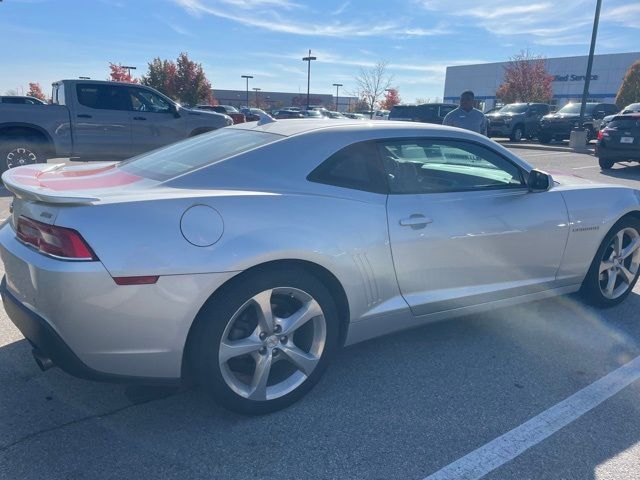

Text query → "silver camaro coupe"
[2,119,640,414]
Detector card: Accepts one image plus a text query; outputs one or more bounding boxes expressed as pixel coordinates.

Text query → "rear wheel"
[580,217,640,307]
[0,138,47,173]
[191,267,339,414]
[510,125,524,142]
[538,133,551,144]
[599,157,615,170]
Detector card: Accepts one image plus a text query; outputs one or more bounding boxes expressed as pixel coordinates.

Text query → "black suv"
[486,103,550,141]
[538,102,619,144]
[389,103,457,124]
[596,114,640,169]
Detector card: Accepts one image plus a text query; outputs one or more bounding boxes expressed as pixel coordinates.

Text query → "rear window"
[118,128,281,181]
[607,118,640,130]
[389,106,417,118]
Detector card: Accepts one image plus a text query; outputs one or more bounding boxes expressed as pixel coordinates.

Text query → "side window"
[129,88,172,113]
[76,84,130,111]
[605,104,619,115]
[379,139,525,194]
[307,141,388,194]
[439,105,455,118]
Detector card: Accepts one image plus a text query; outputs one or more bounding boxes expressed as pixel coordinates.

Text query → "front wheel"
[580,217,640,307]
[191,267,339,414]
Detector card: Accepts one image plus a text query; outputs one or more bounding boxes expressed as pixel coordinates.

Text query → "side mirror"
[528,169,552,192]
[172,104,181,118]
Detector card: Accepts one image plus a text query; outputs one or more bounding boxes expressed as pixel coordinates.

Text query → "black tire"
[580,216,640,308]
[599,157,615,170]
[509,125,524,142]
[538,133,551,144]
[585,127,595,143]
[190,267,339,414]
[0,138,48,173]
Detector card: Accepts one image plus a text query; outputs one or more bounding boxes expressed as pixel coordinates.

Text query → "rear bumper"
[1,276,179,385]
[596,144,640,161]
[0,223,239,383]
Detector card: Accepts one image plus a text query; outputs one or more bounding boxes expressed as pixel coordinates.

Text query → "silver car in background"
[2,119,640,414]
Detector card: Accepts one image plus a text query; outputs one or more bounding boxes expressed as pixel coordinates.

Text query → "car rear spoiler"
[2,164,99,204]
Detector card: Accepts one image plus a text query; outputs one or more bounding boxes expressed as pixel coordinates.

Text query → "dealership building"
[213,89,356,111]
[444,51,640,111]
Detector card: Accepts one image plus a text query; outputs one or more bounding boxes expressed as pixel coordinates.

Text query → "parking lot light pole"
[302,50,317,110]
[569,0,602,150]
[253,88,261,108]
[333,83,343,111]
[121,65,136,77]
[579,0,602,124]
[241,75,253,108]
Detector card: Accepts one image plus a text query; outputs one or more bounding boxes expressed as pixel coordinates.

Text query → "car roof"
[229,118,471,137]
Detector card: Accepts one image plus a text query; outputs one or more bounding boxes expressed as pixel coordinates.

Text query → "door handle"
[77,114,92,118]
[399,214,433,229]
[133,116,147,121]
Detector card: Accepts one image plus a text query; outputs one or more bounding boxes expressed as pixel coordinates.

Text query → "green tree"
[27,82,47,101]
[616,61,640,109]
[379,88,401,110]
[141,53,213,106]
[141,58,178,100]
[175,52,212,107]
[496,50,553,104]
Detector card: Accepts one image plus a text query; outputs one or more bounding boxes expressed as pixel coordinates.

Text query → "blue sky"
[1,0,639,102]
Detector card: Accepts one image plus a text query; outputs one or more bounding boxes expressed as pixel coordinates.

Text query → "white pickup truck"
[0,79,232,172]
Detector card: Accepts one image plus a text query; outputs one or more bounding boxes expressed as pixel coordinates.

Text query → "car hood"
[549,171,626,190]
[542,112,583,120]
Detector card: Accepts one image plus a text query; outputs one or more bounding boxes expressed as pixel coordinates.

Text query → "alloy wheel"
[6,147,37,169]
[598,227,640,299]
[218,287,326,401]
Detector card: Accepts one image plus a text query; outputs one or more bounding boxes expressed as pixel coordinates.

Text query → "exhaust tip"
[32,348,54,371]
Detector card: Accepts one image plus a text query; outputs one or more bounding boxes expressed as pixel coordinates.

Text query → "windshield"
[119,128,281,181]
[558,103,596,114]
[622,103,640,114]
[498,104,528,113]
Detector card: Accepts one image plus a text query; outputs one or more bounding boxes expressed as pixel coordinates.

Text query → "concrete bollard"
[569,130,588,151]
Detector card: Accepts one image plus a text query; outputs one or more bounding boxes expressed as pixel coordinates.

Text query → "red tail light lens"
[597,130,604,140]
[16,216,97,261]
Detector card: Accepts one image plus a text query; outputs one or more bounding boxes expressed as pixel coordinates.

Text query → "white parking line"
[422,355,640,480]
[517,152,573,158]
[572,165,599,170]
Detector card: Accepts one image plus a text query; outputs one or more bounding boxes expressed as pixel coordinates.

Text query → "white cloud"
[173,0,450,37]
[602,3,640,29]
[331,1,350,16]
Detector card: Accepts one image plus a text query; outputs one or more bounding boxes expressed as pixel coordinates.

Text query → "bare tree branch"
[353,62,393,118]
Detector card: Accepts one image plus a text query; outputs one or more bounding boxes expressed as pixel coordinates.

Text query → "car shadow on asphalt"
[600,163,640,180]
[2,292,640,479]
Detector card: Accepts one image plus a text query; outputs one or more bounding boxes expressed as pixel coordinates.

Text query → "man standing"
[443,90,487,136]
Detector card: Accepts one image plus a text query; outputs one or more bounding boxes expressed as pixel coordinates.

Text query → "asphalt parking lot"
[1,147,640,480]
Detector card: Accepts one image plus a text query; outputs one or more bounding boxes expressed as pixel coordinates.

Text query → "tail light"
[16,216,97,261]
[597,130,603,140]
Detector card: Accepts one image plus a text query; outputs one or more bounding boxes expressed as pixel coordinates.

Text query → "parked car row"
[538,102,619,144]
